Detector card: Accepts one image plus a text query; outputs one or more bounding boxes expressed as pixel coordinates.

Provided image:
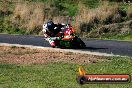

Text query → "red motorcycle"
[50,24,86,49]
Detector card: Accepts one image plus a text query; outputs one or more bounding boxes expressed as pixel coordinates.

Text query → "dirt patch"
[0,46,110,65]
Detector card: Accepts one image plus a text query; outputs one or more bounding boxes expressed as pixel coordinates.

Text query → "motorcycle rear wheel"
[72,37,86,49]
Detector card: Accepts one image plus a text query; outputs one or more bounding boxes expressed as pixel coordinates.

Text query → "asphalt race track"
[0,34,132,57]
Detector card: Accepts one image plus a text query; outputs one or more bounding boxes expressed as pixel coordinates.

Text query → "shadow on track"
[71,47,108,51]
[85,47,108,50]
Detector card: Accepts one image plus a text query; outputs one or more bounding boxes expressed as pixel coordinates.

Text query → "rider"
[42,20,66,47]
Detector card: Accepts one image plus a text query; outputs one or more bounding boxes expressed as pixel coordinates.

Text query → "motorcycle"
[46,24,86,49]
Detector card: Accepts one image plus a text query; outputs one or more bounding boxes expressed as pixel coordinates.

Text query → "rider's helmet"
[46,21,55,33]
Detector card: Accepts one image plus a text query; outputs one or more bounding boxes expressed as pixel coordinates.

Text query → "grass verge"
[104,33,132,41]
[0,57,132,88]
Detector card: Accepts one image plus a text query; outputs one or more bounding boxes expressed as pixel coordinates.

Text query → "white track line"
[0,43,121,57]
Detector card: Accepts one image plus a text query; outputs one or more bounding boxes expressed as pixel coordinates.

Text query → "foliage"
[0,0,131,41]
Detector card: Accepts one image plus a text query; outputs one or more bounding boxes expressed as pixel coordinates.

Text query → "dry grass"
[1,0,130,36]
[0,1,12,15]
[74,2,121,33]
[11,1,64,34]
[12,2,44,32]
[52,16,68,24]
[127,8,132,18]
[11,1,107,33]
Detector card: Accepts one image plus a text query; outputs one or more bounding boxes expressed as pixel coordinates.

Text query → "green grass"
[0,57,132,88]
[119,3,132,11]
[101,32,132,41]
[81,32,132,42]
